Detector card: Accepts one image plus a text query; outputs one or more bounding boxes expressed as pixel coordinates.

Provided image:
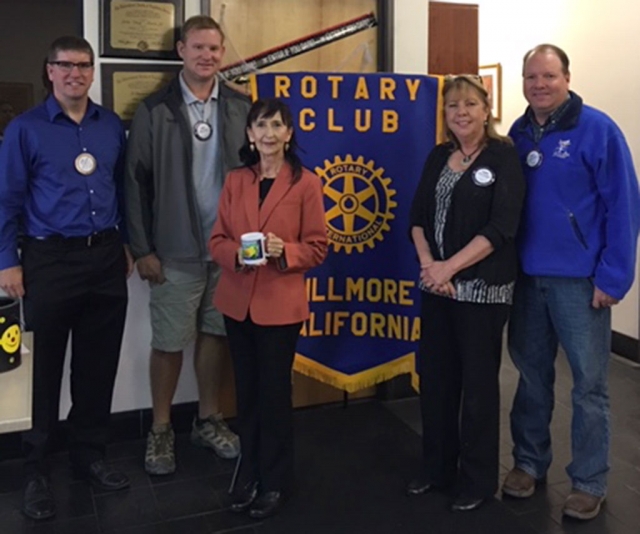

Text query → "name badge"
[194,121,213,141]
[472,167,495,187]
[75,153,97,175]
[526,149,543,168]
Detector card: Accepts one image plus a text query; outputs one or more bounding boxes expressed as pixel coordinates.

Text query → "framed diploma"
[101,63,181,126]
[201,0,392,75]
[100,0,184,59]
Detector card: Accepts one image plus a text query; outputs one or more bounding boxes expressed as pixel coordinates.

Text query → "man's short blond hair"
[180,15,225,43]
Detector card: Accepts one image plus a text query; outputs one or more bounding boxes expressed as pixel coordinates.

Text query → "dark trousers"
[224,315,301,492]
[419,292,508,498]
[21,234,127,475]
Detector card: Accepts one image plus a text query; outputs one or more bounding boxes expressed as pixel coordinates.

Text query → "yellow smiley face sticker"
[0,323,21,354]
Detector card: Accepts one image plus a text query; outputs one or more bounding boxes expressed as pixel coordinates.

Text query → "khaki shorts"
[149,260,225,352]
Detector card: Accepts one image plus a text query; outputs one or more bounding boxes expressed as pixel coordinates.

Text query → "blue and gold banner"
[252,73,442,392]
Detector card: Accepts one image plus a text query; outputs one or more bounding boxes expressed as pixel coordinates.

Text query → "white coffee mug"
[240,232,269,265]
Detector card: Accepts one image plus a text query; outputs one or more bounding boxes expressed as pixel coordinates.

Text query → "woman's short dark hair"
[238,98,303,183]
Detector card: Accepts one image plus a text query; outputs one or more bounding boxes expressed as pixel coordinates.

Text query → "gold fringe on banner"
[294,352,416,394]
[435,74,446,144]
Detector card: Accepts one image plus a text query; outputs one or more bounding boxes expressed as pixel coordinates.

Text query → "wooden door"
[428,2,478,75]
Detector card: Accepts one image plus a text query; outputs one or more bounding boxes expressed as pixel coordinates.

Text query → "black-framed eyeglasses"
[48,61,94,73]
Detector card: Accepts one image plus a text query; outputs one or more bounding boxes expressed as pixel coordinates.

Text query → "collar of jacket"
[516,90,583,134]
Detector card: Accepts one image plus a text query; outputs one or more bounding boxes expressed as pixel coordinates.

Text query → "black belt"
[27,228,120,248]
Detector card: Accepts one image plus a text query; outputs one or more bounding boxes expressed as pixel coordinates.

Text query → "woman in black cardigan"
[407,75,525,511]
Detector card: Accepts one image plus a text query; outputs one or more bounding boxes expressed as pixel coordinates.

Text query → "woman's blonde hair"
[442,75,512,147]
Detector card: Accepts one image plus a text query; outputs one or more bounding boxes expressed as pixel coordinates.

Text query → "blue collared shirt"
[0,96,126,269]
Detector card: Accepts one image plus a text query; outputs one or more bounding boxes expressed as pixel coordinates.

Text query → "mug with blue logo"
[0,297,21,373]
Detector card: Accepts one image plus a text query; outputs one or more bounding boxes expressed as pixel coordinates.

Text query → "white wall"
[393,0,428,74]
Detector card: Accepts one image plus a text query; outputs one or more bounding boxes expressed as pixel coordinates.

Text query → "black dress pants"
[224,315,301,493]
[419,292,508,498]
[21,233,127,474]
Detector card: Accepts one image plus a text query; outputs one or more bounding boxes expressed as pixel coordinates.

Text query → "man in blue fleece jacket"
[503,44,640,521]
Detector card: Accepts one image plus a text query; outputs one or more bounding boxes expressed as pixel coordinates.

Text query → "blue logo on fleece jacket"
[510,97,640,300]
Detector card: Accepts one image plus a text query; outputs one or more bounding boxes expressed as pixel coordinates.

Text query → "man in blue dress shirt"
[0,36,133,520]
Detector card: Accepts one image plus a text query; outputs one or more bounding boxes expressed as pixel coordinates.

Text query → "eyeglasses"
[48,61,94,73]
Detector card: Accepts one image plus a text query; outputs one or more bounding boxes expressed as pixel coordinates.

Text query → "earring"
[250,142,255,152]
[284,142,290,152]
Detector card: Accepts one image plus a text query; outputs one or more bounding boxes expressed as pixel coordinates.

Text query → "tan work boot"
[562,489,605,520]
[502,467,538,498]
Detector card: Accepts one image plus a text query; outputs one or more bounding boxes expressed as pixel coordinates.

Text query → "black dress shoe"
[248,491,285,519]
[450,496,484,512]
[79,460,130,491]
[406,477,433,496]
[22,475,56,520]
[230,481,259,513]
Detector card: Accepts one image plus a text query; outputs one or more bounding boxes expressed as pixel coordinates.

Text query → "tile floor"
[0,349,638,533]
[387,349,640,534]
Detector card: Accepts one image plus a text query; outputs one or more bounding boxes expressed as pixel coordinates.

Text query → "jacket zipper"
[568,212,588,250]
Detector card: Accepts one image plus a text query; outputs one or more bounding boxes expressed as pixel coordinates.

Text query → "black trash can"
[0,297,21,373]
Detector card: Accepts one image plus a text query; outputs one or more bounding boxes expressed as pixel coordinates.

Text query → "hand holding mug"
[266,232,284,258]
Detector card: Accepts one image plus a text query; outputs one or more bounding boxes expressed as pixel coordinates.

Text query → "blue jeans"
[508,275,611,497]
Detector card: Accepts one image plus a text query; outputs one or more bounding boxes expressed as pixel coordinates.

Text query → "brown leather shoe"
[562,489,605,520]
[502,467,539,498]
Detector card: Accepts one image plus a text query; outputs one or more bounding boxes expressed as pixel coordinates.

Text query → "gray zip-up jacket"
[125,75,250,261]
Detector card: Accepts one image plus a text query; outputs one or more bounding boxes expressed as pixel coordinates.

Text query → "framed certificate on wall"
[100,0,184,59]
[101,63,181,126]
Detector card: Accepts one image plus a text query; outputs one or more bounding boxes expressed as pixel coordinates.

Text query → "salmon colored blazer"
[209,164,328,325]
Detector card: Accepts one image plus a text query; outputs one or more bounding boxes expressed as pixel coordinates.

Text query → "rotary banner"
[251,72,442,392]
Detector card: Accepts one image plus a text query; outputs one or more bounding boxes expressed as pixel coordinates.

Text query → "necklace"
[459,143,483,166]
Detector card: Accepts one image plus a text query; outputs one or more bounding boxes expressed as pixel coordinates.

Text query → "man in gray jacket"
[125,15,250,475]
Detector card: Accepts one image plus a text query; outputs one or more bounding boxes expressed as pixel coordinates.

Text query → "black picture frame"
[101,62,181,127]
[100,0,184,59]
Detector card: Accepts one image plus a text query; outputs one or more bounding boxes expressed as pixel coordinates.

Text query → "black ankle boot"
[248,490,285,519]
[406,477,434,496]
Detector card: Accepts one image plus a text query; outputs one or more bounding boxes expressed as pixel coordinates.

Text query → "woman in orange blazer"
[209,98,327,519]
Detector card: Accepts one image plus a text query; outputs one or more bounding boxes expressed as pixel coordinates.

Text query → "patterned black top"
[418,164,515,304]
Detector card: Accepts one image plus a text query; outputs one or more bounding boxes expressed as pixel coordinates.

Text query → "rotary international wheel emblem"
[315,155,397,254]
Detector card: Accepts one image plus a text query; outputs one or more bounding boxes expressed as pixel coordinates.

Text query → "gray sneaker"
[145,425,176,475]
[191,414,240,459]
